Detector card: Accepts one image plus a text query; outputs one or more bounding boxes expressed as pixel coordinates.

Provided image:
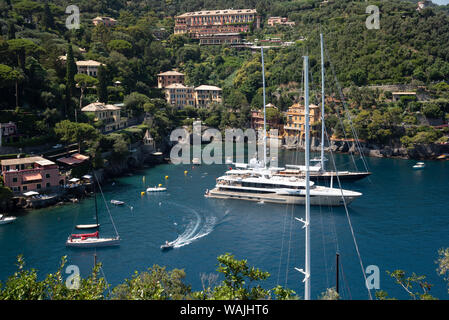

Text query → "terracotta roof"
[1,157,53,166]
[177,9,257,18]
[81,102,121,112]
[76,60,103,67]
[195,85,222,91]
[158,70,185,76]
[22,173,42,182]
[93,16,117,21]
[165,83,192,89]
[57,153,89,166]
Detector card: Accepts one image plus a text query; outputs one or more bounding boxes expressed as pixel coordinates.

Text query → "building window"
[46,182,51,188]
[13,177,17,183]
[23,186,27,191]
[46,173,50,179]
[37,184,41,189]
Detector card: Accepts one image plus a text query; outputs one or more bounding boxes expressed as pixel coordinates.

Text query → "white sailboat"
[67,174,120,248]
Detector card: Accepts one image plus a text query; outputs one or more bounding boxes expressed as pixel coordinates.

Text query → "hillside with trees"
[0,0,448,158]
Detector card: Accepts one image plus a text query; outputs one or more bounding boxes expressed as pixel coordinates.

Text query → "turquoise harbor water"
[1,149,449,300]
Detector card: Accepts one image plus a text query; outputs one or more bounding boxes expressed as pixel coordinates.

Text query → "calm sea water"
[1,149,448,300]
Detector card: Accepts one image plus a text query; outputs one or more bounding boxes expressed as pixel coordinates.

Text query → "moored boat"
[147,187,167,192]
[110,200,124,206]
[413,162,425,169]
[0,215,17,225]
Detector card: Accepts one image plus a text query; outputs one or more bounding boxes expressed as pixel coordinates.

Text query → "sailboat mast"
[94,176,99,229]
[304,55,311,300]
[261,47,267,169]
[320,33,325,172]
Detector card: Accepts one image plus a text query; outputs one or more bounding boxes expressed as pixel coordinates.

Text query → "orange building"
[283,103,321,140]
[174,9,260,40]
[157,70,185,88]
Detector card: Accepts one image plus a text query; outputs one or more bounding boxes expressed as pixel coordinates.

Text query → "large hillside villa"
[174,9,260,44]
[81,102,128,132]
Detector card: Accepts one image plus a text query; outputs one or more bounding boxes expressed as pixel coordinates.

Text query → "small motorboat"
[160,241,174,251]
[110,200,124,206]
[76,224,100,230]
[147,187,167,192]
[192,158,201,165]
[0,214,17,225]
[413,162,425,169]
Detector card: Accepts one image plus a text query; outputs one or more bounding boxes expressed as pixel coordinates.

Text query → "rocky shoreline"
[287,136,449,160]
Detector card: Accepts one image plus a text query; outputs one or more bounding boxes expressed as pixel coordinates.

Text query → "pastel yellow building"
[194,85,222,108]
[81,102,127,132]
[283,103,320,140]
[164,83,196,109]
[163,84,222,109]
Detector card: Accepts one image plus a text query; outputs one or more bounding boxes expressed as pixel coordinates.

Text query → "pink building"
[267,17,295,27]
[1,157,66,193]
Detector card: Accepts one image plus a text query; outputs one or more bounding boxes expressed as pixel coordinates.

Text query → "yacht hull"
[66,237,120,248]
[277,171,371,182]
[205,189,358,206]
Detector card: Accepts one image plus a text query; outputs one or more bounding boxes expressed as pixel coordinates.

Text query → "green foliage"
[54,120,99,152]
[111,265,191,300]
[206,253,271,300]
[422,103,444,119]
[97,65,108,103]
[107,39,133,56]
[384,270,436,300]
[0,255,108,300]
[0,253,296,300]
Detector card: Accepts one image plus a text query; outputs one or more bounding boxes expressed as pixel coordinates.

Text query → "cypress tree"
[42,1,54,30]
[65,43,77,118]
[7,21,16,40]
[97,65,108,103]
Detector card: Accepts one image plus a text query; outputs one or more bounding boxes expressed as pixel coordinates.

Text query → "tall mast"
[304,55,311,300]
[94,176,99,230]
[296,56,311,300]
[320,33,325,172]
[261,47,267,169]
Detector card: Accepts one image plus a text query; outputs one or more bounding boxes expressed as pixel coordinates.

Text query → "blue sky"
[432,0,449,5]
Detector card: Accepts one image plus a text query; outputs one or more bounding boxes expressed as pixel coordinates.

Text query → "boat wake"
[166,203,218,249]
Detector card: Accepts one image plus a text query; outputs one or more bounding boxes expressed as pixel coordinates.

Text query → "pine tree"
[65,43,77,118]
[97,65,108,103]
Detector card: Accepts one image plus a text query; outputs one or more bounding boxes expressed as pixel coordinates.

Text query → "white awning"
[82,175,92,179]
[23,191,39,196]
[69,178,80,183]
